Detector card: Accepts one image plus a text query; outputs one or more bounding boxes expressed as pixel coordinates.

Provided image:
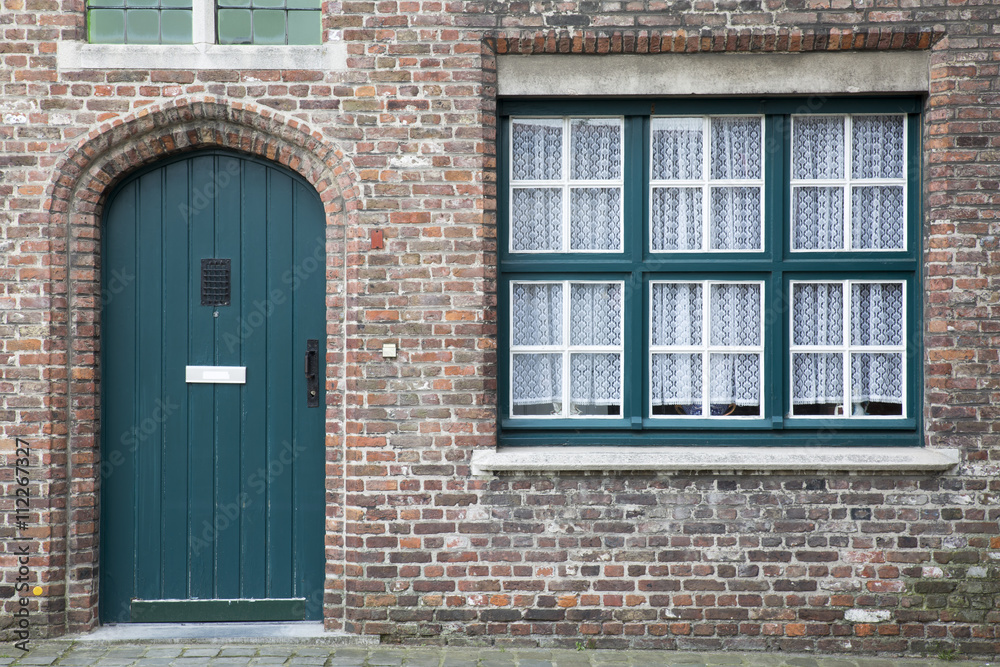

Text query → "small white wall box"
[381,343,397,359]
[185,366,247,384]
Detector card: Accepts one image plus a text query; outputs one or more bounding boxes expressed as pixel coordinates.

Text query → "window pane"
[570,283,622,347]
[252,9,286,44]
[217,8,252,43]
[651,283,702,347]
[710,283,760,347]
[128,0,157,8]
[851,185,905,250]
[651,117,702,181]
[88,9,126,43]
[711,117,761,180]
[709,187,761,250]
[160,9,192,43]
[511,119,562,181]
[512,283,562,347]
[651,187,702,251]
[254,0,284,7]
[792,283,843,346]
[125,9,160,44]
[709,353,760,414]
[651,353,702,415]
[287,9,321,44]
[512,354,562,416]
[570,353,621,416]
[792,353,844,415]
[851,283,903,346]
[570,119,621,181]
[792,186,843,250]
[161,0,193,8]
[793,116,844,180]
[288,0,322,7]
[569,187,621,251]
[510,188,562,252]
[851,353,903,412]
[852,115,905,180]
[217,0,250,6]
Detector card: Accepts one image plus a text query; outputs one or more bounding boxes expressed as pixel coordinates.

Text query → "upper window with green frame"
[216,0,321,45]
[86,0,321,44]
[498,97,922,447]
[87,0,194,44]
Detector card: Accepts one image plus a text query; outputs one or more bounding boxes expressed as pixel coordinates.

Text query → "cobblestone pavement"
[0,643,995,667]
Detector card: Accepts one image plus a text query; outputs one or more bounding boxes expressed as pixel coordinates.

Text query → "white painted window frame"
[56,0,346,71]
[649,115,766,253]
[509,279,626,420]
[508,116,626,255]
[789,114,908,253]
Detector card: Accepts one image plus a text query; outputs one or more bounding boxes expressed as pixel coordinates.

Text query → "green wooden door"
[100,151,325,623]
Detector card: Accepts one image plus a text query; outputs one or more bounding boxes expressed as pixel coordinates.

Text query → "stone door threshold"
[58,622,379,645]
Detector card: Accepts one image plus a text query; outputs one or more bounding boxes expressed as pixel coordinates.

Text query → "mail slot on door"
[185,366,247,384]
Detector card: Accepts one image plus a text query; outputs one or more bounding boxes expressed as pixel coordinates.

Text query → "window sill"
[470,446,959,476]
[56,41,347,71]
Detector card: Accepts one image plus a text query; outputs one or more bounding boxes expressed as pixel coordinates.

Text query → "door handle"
[305,339,319,408]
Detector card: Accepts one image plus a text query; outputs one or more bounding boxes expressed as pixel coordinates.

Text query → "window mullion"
[193,0,213,45]
[702,280,711,416]
[843,115,853,251]
[562,119,571,253]
[562,280,571,417]
[842,280,851,416]
[702,117,710,251]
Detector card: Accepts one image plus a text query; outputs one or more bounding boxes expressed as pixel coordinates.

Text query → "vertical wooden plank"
[100,182,139,622]
[291,180,326,619]
[213,154,243,599]
[187,154,217,599]
[239,160,268,599]
[134,170,165,600]
[160,159,192,599]
[265,169,295,599]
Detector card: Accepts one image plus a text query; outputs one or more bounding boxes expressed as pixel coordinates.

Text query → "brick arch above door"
[43,96,355,636]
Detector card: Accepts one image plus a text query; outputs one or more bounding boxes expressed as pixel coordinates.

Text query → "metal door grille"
[201,259,231,306]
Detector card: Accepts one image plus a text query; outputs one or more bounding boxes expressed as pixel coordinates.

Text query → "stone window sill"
[56,41,347,71]
[470,446,959,476]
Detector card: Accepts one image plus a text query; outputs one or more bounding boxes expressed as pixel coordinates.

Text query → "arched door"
[100,151,325,623]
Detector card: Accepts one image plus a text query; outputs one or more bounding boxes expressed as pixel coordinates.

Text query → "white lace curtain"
[511,282,623,411]
[650,116,762,251]
[792,282,904,406]
[792,115,906,251]
[650,282,761,412]
[510,118,623,253]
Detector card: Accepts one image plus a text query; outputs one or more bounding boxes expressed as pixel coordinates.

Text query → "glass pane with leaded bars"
[791,114,906,251]
[216,0,321,44]
[88,0,192,43]
[509,118,624,253]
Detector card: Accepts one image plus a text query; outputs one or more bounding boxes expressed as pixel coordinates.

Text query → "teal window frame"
[498,97,923,448]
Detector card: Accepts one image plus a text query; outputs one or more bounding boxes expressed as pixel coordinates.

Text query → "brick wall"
[1,0,999,656]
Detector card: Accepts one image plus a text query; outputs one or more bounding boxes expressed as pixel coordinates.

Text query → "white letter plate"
[185,366,246,384]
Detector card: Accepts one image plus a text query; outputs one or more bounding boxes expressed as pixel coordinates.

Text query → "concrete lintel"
[471,446,959,476]
[497,51,930,97]
[56,42,347,71]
